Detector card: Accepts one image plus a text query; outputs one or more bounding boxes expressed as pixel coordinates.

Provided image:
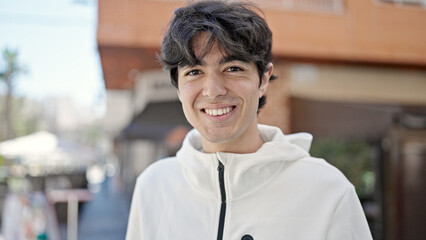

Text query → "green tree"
[0,48,26,140]
[310,139,376,199]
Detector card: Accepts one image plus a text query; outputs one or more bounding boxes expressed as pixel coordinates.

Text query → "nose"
[202,73,227,99]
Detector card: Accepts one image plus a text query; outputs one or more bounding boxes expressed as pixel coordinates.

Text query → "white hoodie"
[126,124,373,240]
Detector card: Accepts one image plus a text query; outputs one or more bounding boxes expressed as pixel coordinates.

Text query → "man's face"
[177,34,272,153]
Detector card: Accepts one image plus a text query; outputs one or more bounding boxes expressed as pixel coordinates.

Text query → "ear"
[258,62,273,98]
[177,88,182,101]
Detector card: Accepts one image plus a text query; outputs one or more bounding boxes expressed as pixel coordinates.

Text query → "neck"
[201,124,264,154]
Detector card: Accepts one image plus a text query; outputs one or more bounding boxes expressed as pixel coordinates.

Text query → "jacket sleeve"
[326,186,373,240]
[126,179,143,240]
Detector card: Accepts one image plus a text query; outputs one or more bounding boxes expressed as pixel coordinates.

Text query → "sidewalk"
[75,176,130,240]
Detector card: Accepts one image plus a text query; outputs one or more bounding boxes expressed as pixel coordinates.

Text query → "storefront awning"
[121,101,191,141]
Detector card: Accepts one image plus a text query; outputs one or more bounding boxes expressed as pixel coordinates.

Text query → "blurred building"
[41,97,99,133]
[97,1,426,240]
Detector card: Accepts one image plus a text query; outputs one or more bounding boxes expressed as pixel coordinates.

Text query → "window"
[251,0,345,13]
[153,0,346,14]
[379,0,426,7]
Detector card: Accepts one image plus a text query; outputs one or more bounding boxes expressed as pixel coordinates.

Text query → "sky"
[0,0,105,114]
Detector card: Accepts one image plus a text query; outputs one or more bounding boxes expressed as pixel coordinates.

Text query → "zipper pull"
[217,162,224,172]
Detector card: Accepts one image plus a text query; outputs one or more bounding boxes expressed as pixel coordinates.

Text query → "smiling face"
[177,34,273,153]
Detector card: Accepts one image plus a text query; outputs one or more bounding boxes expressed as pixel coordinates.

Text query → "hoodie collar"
[176,124,312,200]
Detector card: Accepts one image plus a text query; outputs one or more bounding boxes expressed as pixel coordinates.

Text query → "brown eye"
[186,69,201,76]
[226,66,243,72]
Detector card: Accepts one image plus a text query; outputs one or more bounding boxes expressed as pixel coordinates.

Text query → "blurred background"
[0,0,425,239]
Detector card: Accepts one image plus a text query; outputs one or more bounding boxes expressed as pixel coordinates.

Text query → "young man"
[126,1,373,239]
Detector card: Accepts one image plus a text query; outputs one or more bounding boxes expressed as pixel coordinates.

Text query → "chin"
[201,128,236,143]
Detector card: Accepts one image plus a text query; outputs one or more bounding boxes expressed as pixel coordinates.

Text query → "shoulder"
[135,157,182,187]
[288,156,353,191]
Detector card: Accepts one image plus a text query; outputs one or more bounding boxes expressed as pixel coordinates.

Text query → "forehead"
[192,33,223,60]
[190,33,250,66]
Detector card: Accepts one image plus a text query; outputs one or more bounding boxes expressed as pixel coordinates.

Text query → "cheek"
[234,82,260,102]
[246,86,262,110]
[179,94,192,110]
[179,94,195,124]
[178,85,198,109]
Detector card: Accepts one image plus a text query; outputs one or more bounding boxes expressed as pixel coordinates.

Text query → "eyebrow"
[195,56,249,65]
[180,55,250,69]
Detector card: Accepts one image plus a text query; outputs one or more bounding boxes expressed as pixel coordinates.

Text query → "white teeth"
[205,107,232,116]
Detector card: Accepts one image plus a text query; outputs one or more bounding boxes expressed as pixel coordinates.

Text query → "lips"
[202,106,235,116]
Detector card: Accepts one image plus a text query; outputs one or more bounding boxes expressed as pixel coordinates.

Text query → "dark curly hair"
[159,0,276,110]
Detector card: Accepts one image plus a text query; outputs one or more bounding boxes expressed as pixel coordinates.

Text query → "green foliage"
[0,94,42,139]
[12,97,42,137]
[0,47,27,140]
[0,48,26,81]
[310,138,376,199]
